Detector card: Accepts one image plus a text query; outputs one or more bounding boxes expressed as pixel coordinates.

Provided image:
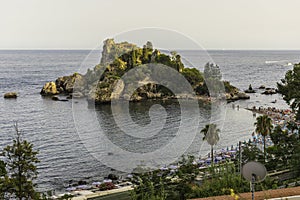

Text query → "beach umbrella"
[224,155,231,158]
[160,166,168,171]
[197,159,205,164]
[216,156,222,160]
[228,150,236,154]
[169,165,178,169]
[92,182,101,186]
[77,185,89,190]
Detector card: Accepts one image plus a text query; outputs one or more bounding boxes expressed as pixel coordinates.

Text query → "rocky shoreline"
[40,74,250,104]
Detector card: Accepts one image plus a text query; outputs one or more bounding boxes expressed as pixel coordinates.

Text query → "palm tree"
[254,115,273,161]
[201,123,220,164]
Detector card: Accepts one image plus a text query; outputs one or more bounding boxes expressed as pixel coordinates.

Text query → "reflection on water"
[96,100,182,153]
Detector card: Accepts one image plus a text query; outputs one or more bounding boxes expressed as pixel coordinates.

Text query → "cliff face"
[100,39,137,66]
[40,73,85,96]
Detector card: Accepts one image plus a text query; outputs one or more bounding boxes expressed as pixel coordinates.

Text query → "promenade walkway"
[192,186,300,200]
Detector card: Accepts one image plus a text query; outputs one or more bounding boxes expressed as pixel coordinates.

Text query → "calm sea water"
[0,50,299,191]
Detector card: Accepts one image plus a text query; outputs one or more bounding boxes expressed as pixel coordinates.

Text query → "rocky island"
[41,39,249,103]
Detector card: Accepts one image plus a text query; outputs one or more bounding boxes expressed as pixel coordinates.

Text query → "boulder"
[72,92,84,98]
[244,89,256,93]
[52,96,59,101]
[244,84,255,93]
[40,82,58,96]
[55,73,85,94]
[237,92,250,99]
[259,85,266,89]
[262,89,277,95]
[226,92,250,102]
[52,96,68,101]
[4,92,17,99]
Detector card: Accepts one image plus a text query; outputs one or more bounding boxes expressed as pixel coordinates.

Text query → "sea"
[0,50,299,192]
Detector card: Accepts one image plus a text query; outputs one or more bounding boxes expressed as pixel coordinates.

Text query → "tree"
[145,41,153,51]
[131,155,198,200]
[254,115,273,161]
[0,160,7,199]
[181,68,204,87]
[287,121,298,134]
[267,125,297,171]
[277,63,300,121]
[203,63,223,97]
[1,125,40,199]
[201,124,220,164]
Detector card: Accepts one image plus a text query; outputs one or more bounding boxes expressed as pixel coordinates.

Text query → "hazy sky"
[1,0,300,49]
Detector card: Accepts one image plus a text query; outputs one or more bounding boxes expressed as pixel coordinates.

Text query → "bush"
[99,182,116,191]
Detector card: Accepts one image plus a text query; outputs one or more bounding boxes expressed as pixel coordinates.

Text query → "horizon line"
[1,48,300,51]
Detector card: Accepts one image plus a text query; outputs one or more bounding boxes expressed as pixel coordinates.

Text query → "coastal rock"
[100,39,137,66]
[40,82,58,96]
[52,96,68,101]
[111,80,125,100]
[244,84,255,93]
[72,92,84,98]
[237,92,250,99]
[259,85,266,89]
[262,88,277,95]
[88,79,164,103]
[244,89,256,93]
[88,78,119,103]
[230,94,239,101]
[4,92,17,99]
[55,73,85,94]
[226,92,250,102]
[52,96,59,101]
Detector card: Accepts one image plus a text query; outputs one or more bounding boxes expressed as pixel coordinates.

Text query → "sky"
[1,0,300,50]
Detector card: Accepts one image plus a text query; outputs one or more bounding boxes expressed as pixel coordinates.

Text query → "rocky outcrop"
[244,89,256,93]
[262,88,277,95]
[40,82,58,96]
[88,78,165,104]
[244,84,256,93]
[100,39,137,66]
[88,77,120,103]
[52,96,68,101]
[55,73,85,94]
[4,92,17,99]
[237,92,250,99]
[226,92,250,102]
[41,73,85,97]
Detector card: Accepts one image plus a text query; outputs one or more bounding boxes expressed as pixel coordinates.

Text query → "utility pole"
[239,141,242,176]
